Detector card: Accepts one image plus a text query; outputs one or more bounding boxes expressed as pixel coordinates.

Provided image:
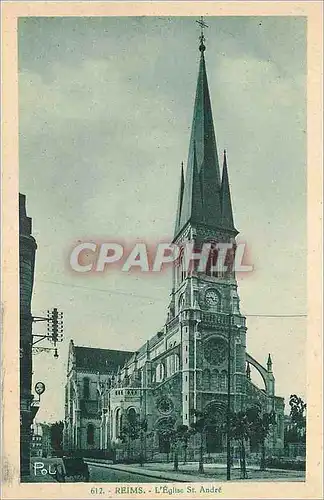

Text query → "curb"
[85,460,305,482]
[85,461,202,482]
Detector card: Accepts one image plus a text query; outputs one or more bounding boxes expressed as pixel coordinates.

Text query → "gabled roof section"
[74,345,133,374]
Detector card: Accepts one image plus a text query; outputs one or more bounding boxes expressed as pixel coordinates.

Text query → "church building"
[64,31,285,459]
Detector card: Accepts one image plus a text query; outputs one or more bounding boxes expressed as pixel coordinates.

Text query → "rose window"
[157,397,174,415]
[203,337,228,365]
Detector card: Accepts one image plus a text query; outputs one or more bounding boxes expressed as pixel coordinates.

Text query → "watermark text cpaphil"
[69,241,253,274]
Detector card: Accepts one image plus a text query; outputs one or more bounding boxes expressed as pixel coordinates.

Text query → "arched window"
[178,294,184,313]
[83,377,90,399]
[212,369,220,390]
[127,407,137,424]
[220,371,227,391]
[232,296,240,314]
[181,255,187,283]
[202,369,211,390]
[205,243,218,277]
[115,408,121,438]
[87,423,94,445]
[166,354,180,377]
[155,363,164,383]
[174,354,180,373]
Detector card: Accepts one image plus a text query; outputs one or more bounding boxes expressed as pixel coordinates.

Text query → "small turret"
[246,362,251,380]
[267,353,273,373]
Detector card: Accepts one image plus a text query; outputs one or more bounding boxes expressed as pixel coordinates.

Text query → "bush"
[265,456,305,471]
[116,456,142,465]
[64,449,116,461]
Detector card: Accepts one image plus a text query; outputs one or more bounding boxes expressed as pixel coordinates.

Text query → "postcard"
[1,2,323,499]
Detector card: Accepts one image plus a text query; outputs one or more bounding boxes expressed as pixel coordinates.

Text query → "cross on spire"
[173,17,238,240]
[196,16,208,52]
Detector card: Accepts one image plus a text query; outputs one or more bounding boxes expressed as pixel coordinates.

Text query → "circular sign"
[35,381,46,395]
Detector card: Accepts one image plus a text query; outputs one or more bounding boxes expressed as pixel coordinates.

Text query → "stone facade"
[64,341,133,451]
[19,193,37,476]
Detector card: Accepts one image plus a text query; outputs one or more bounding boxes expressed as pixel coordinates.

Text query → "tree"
[190,409,218,474]
[171,424,190,471]
[157,420,175,463]
[285,394,306,445]
[138,418,148,466]
[181,425,192,465]
[229,411,251,479]
[289,395,306,438]
[50,421,64,452]
[247,407,276,470]
[119,411,143,460]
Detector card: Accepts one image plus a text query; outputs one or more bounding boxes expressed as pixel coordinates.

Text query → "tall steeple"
[220,150,236,231]
[174,162,185,236]
[175,25,237,239]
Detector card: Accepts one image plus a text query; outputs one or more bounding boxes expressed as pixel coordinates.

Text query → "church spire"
[220,150,236,231]
[175,22,224,237]
[179,141,204,231]
[174,162,185,237]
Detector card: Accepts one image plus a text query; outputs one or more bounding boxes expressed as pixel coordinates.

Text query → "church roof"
[74,345,133,374]
[174,38,237,238]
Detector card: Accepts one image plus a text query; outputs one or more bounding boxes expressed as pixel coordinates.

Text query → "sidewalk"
[22,473,56,483]
[86,459,305,483]
[86,460,207,482]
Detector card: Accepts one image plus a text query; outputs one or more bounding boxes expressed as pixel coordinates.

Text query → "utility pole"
[32,308,64,358]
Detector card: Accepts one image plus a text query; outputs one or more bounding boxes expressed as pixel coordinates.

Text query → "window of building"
[203,369,211,391]
[83,377,90,399]
[115,408,121,438]
[87,423,94,445]
[155,363,165,383]
[174,354,180,372]
[127,407,137,424]
[166,354,180,377]
[178,293,184,313]
[220,371,228,391]
[212,369,219,390]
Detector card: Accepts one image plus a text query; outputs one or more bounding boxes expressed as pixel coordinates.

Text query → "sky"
[18,16,307,422]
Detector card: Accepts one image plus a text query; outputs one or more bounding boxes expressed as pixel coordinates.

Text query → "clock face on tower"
[205,289,220,308]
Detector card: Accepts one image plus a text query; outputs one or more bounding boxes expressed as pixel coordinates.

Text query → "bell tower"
[169,22,247,427]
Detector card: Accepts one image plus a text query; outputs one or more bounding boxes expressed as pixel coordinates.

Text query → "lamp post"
[226,314,232,481]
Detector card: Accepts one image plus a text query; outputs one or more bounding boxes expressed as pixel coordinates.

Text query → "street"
[88,463,168,483]
[29,457,168,483]
[28,457,305,483]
